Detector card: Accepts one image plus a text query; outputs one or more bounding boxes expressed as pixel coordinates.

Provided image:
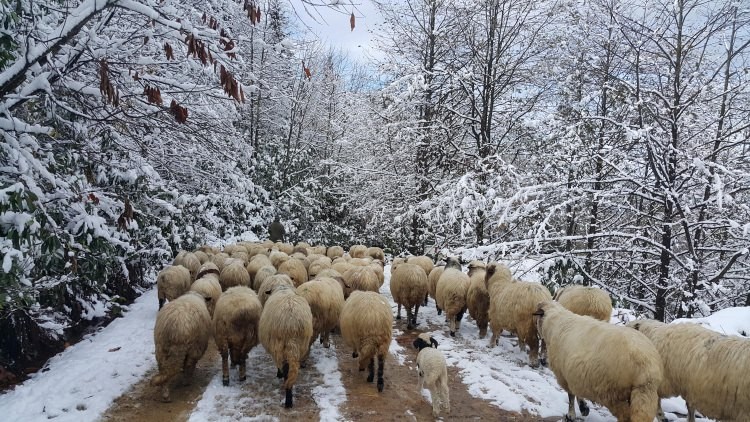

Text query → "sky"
[1,240,733,420]
[287,0,385,63]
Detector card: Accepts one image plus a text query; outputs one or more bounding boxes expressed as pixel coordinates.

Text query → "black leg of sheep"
[578,398,590,416]
[366,358,375,382]
[377,354,385,392]
[285,387,293,408]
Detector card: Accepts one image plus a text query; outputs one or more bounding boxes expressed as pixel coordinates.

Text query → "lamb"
[435,258,471,337]
[190,263,222,317]
[534,301,662,422]
[213,286,263,386]
[389,263,429,329]
[258,274,295,306]
[258,284,313,408]
[219,260,251,291]
[466,261,490,338]
[278,258,308,287]
[349,244,368,258]
[151,291,212,402]
[157,265,192,309]
[367,246,385,261]
[343,265,380,293]
[339,291,393,392]
[252,265,277,292]
[554,285,612,322]
[427,266,445,309]
[413,333,450,418]
[627,319,750,422]
[485,262,552,367]
[296,277,345,349]
[326,245,344,259]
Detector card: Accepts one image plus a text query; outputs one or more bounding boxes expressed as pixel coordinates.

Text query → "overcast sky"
[287,0,384,63]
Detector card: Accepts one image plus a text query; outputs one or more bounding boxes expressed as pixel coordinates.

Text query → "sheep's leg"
[423,293,429,306]
[577,397,589,416]
[322,330,330,348]
[417,367,424,392]
[656,402,667,422]
[220,350,230,386]
[282,361,289,380]
[436,305,442,315]
[478,319,488,339]
[406,307,414,330]
[283,361,298,409]
[564,392,576,422]
[285,387,293,409]
[238,357,246,382]
[539,339,548,367]
[686,403,696,422]
[449,315,456,337]
[158,297,165,309]
[376,353,385,392]
[182,355,199,385]
[413,303,420,325]
[489,330,499,348]
[527,336,540,368]
[366,358,375,382]
[160,384,172,403]
[276,367,284,378]
[396,303,402,320]
[456,307,466,330]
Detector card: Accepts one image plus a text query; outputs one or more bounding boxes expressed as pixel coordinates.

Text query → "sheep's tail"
[283,343,301,390]
[629,385,659,422]
[151,344,187,386]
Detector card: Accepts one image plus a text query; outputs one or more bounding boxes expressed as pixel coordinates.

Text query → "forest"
[1,0,748,386]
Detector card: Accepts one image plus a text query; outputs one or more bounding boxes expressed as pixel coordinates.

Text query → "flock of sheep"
[151,239,750,421]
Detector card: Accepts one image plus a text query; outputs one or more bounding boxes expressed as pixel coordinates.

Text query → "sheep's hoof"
[396,315,401,320]
[450,331,455,337]
[284,388,293,408]
[407,323,414,330]
[367,373,374,383]
[323,342,330,349]
[300,361,307,369]
[352,352,358,358]
[377,380,384,392]
[437,309,442,315]
[239,375,246,382]
[539,357,548,367]
[563,416,577,422]
[222,378,229,386]
[276,368,283,378]
[578,399,590,416]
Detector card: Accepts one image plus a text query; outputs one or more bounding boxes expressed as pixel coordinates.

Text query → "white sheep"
[535,301,663,422]
[435,258,470,337]
[296,277,345,349]
[627,318,750,422]
[367,246,385,261]
[466,261,490,338]
[246,254,273,286]
[343,265,380,293]
[326,245,344,259]
[349,244,368,258]
[252,265,277,292]
[190,262,222,317]
[390,263,429,329]
[219,259,251,291]
[151,291,212,402]
[554,284,612,322]
[257,274,295,306]
[213,286,262,386]
[340,291,392,392]
[412,333,450,418]
[258,284,313,408]
[157,265,192,309]
[427,266,445,310]
[278,258,308,287]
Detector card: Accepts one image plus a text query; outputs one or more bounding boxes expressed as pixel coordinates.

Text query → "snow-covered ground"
[1,256,747,421]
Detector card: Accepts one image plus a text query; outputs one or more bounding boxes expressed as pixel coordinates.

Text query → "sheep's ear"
[631,322,641,330]
[430,337,439,348]
[265,289,272,295]
[532,308,544,317]
[486,264,496,279]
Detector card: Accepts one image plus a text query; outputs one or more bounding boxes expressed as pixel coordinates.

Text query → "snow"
[1,259,744,421]
[0,289,158,422]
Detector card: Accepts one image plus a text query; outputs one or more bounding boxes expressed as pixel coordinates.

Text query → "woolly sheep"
[331,260,353,276]
[466,261,490,338]
[349,257,373,266]
[259,284,313,408]
[413,333,450,418]
[307,260,331,280]
[390,263,429,329]
[326,246,344,259]
[315,268,350,298]
[212,286,262,386]
[151,291,212,402]
[246,254,273,285]
[485,262,552,367]
[157,265,192,309]
[391,257,406,272]
[278,258,308,287]
[369,261,385,287]
[231,250,250,264]
[258,274,295,306]
[309,245,327,256]
[197,245,219,255]
[435,258,470,337]
[349,244,368,258]
[172,250,187,266]
[367,246,385,261]
[296,277,345,349]
[190,263,222,317]
[274,242,294,255]
[554,285,612,322]
[535,301,663,422]
[427,266,445,310]
[181,252,201,281]
[269,250,290,269]
[343,265,380,294]
[252,265,277,292]
[339,291,393,392]
[219,260,251,291]
[193,250,210,264]
[407,255,434,279]
[211,252,230,272]
[292,246,309,256]
[627,319,750,422]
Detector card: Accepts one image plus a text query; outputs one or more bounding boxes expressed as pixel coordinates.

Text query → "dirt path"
[336,328,556,421]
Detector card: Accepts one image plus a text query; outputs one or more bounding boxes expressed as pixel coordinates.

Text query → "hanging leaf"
[302,60,311,80]
[350,12,355,31]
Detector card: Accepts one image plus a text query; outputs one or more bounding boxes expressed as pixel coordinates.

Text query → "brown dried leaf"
[350,12,355,31]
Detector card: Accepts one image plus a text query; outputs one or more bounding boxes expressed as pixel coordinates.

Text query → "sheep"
[222,243,242,256]
[278,258,308,287]
[190,263,222,317]
[197,245,219,255]
[326,245,344,259]
[231,250,250,264]
[258,284,313,408]
[343,265,380,293]
[193,250,210,264]
[269,250,290,269]
[274,242,294,255]
[332,261,353,276]
[180,252,201,281]
[367,246,385,261]
[349,244,368,258]
[212,286,262,386]
[389,263,429,329]
[157,265,192,309]
[252,265,277,292]
[435,258,471,337]
[219,260,251,291]
[309,245,327,256]
[151,291,212,402]
[296,277,345,349]
[391,257,406,272]
[349,257,373,267]
[407,255,434,279]
[172,250,187,266]
[369,261,385,287]
[339,291,392,392]
[257,274,295,306]
[554,285,612,322]
[315,268,350,298]
[427,266,445,310]
[307,259,331,280]
[466,261,490,338]
[295,241,311,251]
[627,319,750,422]
[246,254,273,285]
[485,262,552,367]
[534,301,663,422]
[210,252,230,272]
[292,245,309,256]
[413,333,450,418]
[246,244,270,260]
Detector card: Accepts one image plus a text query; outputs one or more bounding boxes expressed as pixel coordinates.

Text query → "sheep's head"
[413,333,438,351]
[467,260,486,277]
[444,257,461,271]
